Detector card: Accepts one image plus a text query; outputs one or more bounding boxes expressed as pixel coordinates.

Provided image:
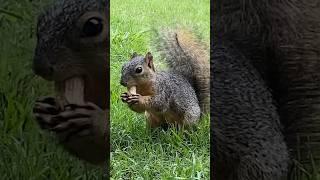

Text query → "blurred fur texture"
[212,0,320,179]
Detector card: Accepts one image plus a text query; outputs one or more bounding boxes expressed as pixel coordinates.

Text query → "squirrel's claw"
[33,96,60,129]
[34,96,60,114]
[120,92,129,97]
[53,118,92,143]
[122,93,140,105]
[127,96,139,105]
[120,92,129,102]
[50,118,92,132]
[33,102,60,114]
[34,113,57,129]
[34,97,104,142]
[35,96,58,106]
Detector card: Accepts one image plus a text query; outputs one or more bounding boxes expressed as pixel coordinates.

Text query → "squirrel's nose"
[120,78,127,87]
[33,55,54,79]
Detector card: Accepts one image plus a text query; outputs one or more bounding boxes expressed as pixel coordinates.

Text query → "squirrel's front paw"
[49,103,106,143]
[45,102,107,164]
[121,92,141,105]
[120,92,129,103]
[33,96,61,129]
[121,92,146,113]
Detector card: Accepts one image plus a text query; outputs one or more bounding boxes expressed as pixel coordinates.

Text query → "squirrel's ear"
[145,52,155,71]
[131,52,138,59]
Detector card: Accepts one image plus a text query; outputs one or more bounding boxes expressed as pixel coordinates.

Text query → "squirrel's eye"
[135,67,143,74]
[82,17,103,37]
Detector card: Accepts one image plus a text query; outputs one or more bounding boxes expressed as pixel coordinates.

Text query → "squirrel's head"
[33,0,109,109]
[33,0,108,81]
[120,52,155,88]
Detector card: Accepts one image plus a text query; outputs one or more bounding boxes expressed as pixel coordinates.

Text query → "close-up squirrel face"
[33,0,107,82]
[33,0,108,110]
[120,52,155,87]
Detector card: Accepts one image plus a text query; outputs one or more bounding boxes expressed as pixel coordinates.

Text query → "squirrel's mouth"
[54,76,86,108]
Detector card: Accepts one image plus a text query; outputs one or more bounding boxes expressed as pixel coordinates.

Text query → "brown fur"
[177,30,210,113]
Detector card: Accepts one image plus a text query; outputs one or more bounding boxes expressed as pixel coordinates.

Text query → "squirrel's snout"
[33,55,54,79]
[120,78,127,87]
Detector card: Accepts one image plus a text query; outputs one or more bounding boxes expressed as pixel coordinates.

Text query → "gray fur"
[36,0,105,50]
[212,44,289,180]
[213,0,320,179]
[34,0,108,84]
[152,71,201,125]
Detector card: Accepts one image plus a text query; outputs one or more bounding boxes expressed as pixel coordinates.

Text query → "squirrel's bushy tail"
[154,28,210,114]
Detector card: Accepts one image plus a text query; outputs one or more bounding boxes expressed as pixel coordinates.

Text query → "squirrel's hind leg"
[145,111,165,128]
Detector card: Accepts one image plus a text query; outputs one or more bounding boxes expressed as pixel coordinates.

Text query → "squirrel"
[120,29,210,128]
[32,0,108,165]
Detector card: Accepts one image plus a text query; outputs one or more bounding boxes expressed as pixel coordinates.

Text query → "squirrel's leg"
[145,111,164,128]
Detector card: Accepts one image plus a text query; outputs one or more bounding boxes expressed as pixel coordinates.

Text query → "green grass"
[0,0,209,179]
[110,0,210,179]
[0,0,105,179]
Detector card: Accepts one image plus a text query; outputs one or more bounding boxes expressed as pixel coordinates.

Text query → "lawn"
[0,0,105,179]
[110,0,210,179]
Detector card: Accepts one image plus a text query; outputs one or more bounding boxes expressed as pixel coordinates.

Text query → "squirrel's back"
[154,28,210,113]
